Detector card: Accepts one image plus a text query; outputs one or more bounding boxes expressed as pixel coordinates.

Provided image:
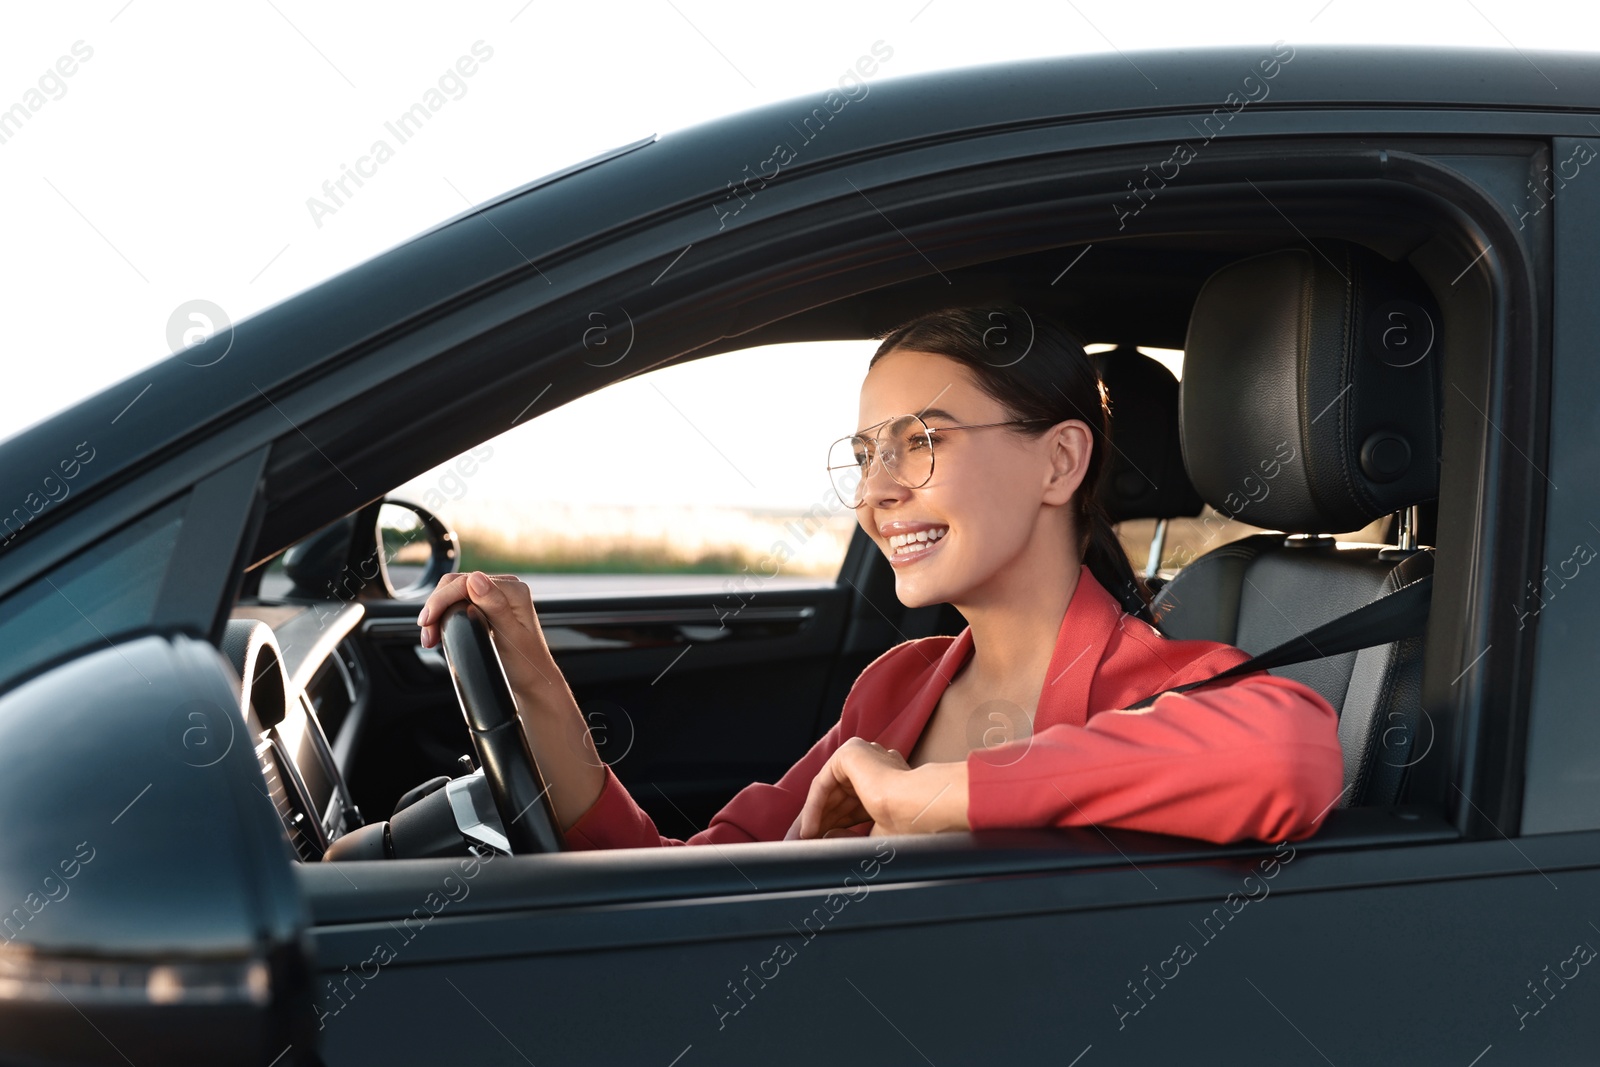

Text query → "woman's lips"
[887,525,948,568]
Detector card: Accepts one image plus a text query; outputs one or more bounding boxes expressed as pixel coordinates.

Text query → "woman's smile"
[879,520,950,566]
[888,528,947,566]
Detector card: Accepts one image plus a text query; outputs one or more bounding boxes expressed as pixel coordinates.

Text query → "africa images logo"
[166,299,234,367]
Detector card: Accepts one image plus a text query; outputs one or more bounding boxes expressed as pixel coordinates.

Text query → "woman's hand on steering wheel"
[422,571,605,850]
[418,572,558,698]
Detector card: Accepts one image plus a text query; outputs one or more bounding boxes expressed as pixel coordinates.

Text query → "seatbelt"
[1124,572,1433,710]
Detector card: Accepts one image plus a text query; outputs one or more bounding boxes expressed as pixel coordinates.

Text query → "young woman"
[416,306,1345,848]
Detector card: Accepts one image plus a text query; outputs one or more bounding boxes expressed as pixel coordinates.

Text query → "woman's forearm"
[965,675,1343,844]
[501,640,606,833]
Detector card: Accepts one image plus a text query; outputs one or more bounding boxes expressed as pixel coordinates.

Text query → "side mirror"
[375,499,458,598]
[0,635,317,1064]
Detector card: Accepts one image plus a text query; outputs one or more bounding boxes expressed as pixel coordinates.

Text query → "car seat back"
[1154,243,1442,808]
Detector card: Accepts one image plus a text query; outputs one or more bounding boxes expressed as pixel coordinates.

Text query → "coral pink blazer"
[563,565,1345,849]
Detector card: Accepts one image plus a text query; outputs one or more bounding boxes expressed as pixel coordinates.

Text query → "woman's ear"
[1041,419,1093,506]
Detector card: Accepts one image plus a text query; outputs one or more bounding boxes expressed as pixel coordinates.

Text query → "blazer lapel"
[1036,566,1118,729]
[875,565,1118,753]
[873,628,975,756]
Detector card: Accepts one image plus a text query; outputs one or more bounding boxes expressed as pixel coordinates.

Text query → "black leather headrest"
[1093,347,1204,523]
[1180,244,1441,533]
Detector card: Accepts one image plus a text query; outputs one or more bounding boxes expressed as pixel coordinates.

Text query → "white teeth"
[889,527,948,554]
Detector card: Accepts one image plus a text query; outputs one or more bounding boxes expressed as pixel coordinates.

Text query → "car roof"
[1,44,1589,543]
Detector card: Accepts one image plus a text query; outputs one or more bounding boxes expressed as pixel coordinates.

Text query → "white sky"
[4,1,1597,510]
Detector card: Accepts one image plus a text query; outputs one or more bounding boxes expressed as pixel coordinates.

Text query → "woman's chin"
[886,536,972,607]
[891,567,961,610]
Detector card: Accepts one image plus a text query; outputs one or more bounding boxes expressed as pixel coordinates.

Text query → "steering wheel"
[438,602,564,854]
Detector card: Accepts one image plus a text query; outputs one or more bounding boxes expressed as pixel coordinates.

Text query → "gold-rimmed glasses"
[826,412,1051,508]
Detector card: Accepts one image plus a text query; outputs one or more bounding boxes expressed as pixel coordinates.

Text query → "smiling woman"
[415,304,1346,848]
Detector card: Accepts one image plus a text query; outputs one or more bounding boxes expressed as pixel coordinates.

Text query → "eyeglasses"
[826,412,1051,508]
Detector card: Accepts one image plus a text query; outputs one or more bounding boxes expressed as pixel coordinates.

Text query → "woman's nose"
[860,450,908,505]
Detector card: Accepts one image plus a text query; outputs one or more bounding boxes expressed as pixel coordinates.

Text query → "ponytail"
[1081,497,1154,623]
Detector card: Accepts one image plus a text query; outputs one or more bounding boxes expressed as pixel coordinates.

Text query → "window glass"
[391,341,876,597]
[1118,509,1391,576]
[0,496,187,691]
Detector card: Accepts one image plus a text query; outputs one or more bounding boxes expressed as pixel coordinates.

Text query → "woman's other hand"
[796,738,970,839]
[417,571,558,698]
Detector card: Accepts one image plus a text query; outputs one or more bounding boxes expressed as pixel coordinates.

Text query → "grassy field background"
[449,501,860,577]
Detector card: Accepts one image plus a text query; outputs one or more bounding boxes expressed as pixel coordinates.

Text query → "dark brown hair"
[871,305,1153,622]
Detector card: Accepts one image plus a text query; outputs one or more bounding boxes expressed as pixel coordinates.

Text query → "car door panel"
[304,819,1597,1064]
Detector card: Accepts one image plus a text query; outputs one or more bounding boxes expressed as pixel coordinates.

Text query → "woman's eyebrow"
[853,406,962,436]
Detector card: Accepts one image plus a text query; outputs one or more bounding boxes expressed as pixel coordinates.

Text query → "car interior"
[227,220,1461,865]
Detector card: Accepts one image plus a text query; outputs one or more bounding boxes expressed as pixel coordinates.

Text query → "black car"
[2,44,1597,1066]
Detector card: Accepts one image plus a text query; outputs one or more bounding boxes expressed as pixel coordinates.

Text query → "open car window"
[216,115,1534,893]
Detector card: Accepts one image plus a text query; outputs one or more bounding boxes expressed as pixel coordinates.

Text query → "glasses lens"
[828,436,870,507]
[826,416,934,507]
[885,415,934,489]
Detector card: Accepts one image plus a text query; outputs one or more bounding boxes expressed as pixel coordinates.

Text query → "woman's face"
[853,348,1089,609]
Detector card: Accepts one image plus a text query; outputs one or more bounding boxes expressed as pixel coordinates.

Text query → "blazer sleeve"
[965,657,1346,845]
[562,637,945,850]
[561,719,850,850]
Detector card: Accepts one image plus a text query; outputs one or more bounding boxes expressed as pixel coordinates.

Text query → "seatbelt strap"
[1124,572,1433,710]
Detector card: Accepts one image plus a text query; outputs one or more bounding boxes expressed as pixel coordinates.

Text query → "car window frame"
[1517,133,1600,834]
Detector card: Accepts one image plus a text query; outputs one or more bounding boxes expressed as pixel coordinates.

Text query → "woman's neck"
[953,551,1082,697]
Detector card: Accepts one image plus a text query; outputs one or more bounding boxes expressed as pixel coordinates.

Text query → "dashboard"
[224,603,368,860]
